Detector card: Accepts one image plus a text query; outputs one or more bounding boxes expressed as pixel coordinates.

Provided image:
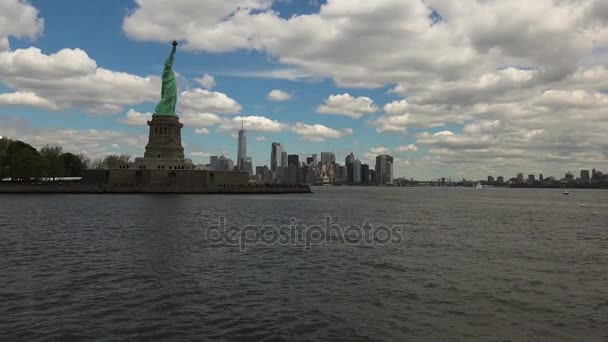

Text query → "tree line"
[0,138,131,182]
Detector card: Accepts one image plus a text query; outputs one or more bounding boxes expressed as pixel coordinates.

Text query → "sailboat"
[475,182,483,190]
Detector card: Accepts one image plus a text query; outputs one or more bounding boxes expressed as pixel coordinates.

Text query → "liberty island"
[0,42,310,194]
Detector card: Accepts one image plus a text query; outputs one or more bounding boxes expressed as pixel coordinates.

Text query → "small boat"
[579,203,587,207]
[562,190,570,195]
[475,182,483,190]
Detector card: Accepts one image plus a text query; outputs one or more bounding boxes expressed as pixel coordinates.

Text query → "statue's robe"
[154,45,177,115]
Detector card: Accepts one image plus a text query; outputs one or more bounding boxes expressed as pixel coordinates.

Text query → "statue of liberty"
[154,40,178,116]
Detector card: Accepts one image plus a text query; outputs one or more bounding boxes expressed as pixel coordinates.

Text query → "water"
[1,187,607,341]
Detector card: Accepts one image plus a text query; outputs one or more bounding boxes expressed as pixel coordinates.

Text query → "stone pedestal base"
[144,114,185,159]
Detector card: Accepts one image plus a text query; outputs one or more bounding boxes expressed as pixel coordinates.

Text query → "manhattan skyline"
[1,0,608,180]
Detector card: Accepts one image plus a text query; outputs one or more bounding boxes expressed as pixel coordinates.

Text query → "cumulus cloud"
[266,89,292,101]
[317,93,378,118]
[0,47,160,114]
[0,37,9,52]
[0,91,57,110]
[180,112,223,127]
[123,0,606,88]
[119,108,152,126]
[0,0,44,43]
[0,116,147,159]
[218,115,284,132]
[189,151,213,158]
[195,74,216,89]
[178,88,241,115]
[255,135,267,141]
[395,144,418,152]
[194,127,209,135]
[290,122,352,142]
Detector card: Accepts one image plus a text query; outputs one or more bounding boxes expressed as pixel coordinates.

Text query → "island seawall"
[0,183,311,194]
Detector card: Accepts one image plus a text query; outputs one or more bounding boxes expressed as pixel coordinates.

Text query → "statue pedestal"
[144,114,185,160]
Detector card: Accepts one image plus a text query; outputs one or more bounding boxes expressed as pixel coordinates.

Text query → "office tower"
[337,165,346,183]
[321,152,335,171]
[256,165,270,183]
[516,173,524,183]
[210,156,219,171]
[580,170,590,181]
[281,151,288,168]
[353,159,361,184]
[345,152,355,164]
[288,154,300,167]
[375,155,394,185]
[361,164,370,184]
[243,157,253,176]
[345,152,355,183]
[237,122,247,171]
[271,143,283,172]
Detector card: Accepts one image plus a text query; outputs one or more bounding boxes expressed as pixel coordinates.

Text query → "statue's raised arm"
[154,41,179,116]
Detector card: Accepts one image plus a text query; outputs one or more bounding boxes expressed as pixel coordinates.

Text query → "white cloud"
[119,108,152,126]
[462,120,504,135]
[218,115,284,132]
[0,0,44,43]
[395,144,418,152]
[255,135,267,141]
[180,112,223,127]
[0,47,160,114]
[266,89,292,102]
[123,0,606,89]
[0,91,57,110]
[290,122,352,142]
[189,151,213,157]
[370,146,391,155]
[195,74,216,89]
[219,68,311,81]
[178,88,241,115]
[0,37,9,52]
[194,127,209,135]
[317,93,378,118]
[0,116,147,159]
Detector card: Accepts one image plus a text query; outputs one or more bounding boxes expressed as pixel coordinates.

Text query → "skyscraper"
[281,151,288,168]
[288,154,300,167]
[375,155,394,185]
[345,152,355,183]
[353,159,362,184]
[271,143,283,172]
[361,164,370,184]
[321,152,335,169]
[237,121,247,171]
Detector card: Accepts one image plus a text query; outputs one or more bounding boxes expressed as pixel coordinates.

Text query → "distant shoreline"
[0,183,311,194]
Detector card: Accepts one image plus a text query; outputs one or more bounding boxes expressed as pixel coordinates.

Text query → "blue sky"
[1,0,607,180]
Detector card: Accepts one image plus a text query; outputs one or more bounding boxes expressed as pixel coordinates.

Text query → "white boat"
[562,190,570,195]
[475,182,483,190]
[579,203,587,207]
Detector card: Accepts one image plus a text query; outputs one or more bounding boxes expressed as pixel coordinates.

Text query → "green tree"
[102,154,131,169]
[0,138,13,179]
[60,152,90,177]
[3,140,45,181]
[89,158,105,170]
[40,145,65,179]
